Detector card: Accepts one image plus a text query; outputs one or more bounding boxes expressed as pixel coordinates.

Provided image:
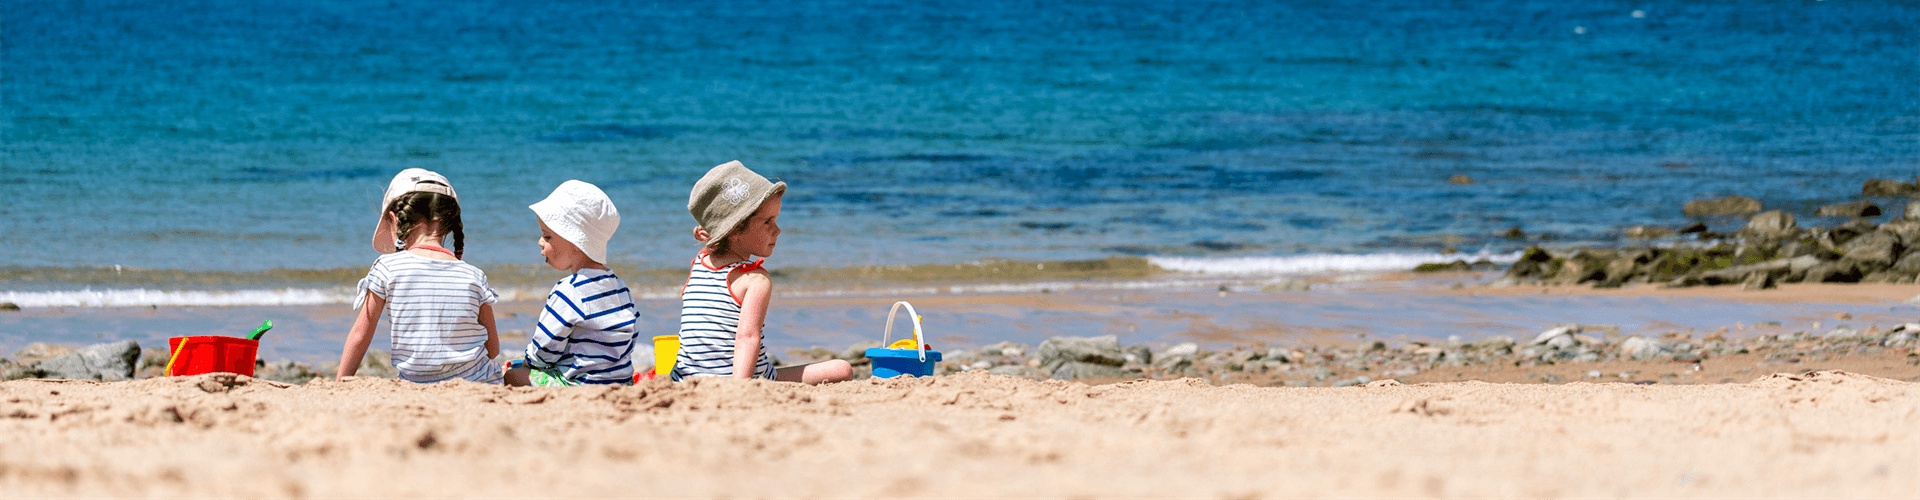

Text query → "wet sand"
[2,370,1915,498]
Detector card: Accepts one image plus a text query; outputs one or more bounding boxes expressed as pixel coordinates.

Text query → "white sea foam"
[1146,251,1522,276]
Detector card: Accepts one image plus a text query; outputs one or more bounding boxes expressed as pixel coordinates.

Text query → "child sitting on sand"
[672,161,852,384]
[338,169,503,383]
[504,180,638,386]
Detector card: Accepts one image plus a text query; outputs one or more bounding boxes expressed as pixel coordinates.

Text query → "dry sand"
[3,370,1916,498]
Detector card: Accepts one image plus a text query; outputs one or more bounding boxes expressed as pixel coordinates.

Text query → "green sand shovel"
[246,320,274,341]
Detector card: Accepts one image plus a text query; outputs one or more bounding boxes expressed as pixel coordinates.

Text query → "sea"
[4,0,1917,310]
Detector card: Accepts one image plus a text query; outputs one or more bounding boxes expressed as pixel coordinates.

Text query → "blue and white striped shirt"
[672,256,775,380]
[524,268,637,384]
[356,252,503,384]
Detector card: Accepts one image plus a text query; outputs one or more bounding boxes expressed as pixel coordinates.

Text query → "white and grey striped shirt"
[356,252,503,384]
[524,269,638,384]
[671,256,775,380]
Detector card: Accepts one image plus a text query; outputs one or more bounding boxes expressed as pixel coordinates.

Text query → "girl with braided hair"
[337,168,503,384]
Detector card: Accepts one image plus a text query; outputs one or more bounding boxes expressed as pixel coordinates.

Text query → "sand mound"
[3,371,1916,498]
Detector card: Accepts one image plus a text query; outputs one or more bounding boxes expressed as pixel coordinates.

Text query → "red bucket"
[165,336,259,377]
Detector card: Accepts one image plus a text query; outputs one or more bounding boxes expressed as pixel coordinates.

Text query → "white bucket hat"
[529,180,620,264]
[371,168,458,253]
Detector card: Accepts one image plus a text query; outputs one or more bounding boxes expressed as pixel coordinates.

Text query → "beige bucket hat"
[371,168,458,253]
[688,160,785,247]
[529,180,620,265]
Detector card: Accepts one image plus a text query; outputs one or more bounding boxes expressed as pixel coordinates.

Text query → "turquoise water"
[4,0,1917,303]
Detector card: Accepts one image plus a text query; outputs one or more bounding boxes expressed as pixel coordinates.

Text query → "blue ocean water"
[4,0,1917,303]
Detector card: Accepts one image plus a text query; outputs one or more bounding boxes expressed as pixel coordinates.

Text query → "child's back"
[338,168,503,384]
[360,251,501,383]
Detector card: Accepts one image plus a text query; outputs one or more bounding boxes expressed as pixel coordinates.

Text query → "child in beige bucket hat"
[505,180,639,386]
[670,161,852,384]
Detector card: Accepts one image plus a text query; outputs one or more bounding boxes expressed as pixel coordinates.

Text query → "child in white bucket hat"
[339,168,503,384]
[505,180,639,386]
[671,161,852,384]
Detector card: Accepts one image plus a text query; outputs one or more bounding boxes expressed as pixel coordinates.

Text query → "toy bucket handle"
[882,301,929,362]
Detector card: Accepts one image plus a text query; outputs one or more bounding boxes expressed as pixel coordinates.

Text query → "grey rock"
[978,341,1027,358]
[35,340,141,381]
[1620,336,1671,361]
[1741,271,1777,290]
[1163,342,1199,359]
[1305,367,1334,381]
[1840,230,1903,268]
[1262,347,1295,364]
[1683,195,1762,217]
[1331,375,1373,387]
[1741,210,1798,239]
[0,302,18,312]
[1862,178,1919,197]
[1123,345,1152,365]
[1,360,45,381]
[1824,326,1861,340]
[1816,200,1881,218]
[986,365,1046,380]
[1469,336,1515,353]
[1050,361,1134,380]
[357,349,399,378]
[1907,202,1920,221]
[1804,261,1862,284]
[1531,325,1578,350]
[257,359,321,385]
[838,341,883,364]
[1037,335,1126,375]
[1623,225,1676,239]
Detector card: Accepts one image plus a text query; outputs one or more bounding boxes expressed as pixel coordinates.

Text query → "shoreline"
[5,276,1917,386]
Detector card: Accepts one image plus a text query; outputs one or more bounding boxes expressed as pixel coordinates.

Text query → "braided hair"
[387,191,465,259]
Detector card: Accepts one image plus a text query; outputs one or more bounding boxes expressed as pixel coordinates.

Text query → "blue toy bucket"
[867,301,941,378]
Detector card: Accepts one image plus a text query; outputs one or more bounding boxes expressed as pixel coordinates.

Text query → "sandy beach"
[3,370,1916,498]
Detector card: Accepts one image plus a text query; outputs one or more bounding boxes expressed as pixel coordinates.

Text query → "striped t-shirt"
[671,256,776,380]
[356,252,503,384]
[524,268,638,384]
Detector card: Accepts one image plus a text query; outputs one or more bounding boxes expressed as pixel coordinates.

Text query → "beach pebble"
[1163,343,1199,359]
[1038,335,1126,371]
[34,340,141,382]
[1620,336,1671,361]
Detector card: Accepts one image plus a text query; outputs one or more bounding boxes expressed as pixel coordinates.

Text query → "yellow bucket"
[653,335,679,376]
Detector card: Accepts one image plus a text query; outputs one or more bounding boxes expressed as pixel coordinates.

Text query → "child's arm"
[479,303,500,359]
[731,270,774,379]
[337,291,386,380]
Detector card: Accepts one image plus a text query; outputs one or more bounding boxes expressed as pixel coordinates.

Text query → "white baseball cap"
[371,168,458,253]
[529,180,620,264]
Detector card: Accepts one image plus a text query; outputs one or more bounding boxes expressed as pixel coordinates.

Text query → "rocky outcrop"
[1682,195,1762,217]
[1861,178,1919,197]
[1037,335,1130,380]
[1816,200,1881,218]
[34,340,142,381]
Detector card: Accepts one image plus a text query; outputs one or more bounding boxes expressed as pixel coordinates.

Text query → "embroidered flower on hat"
[721,177,750,205]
